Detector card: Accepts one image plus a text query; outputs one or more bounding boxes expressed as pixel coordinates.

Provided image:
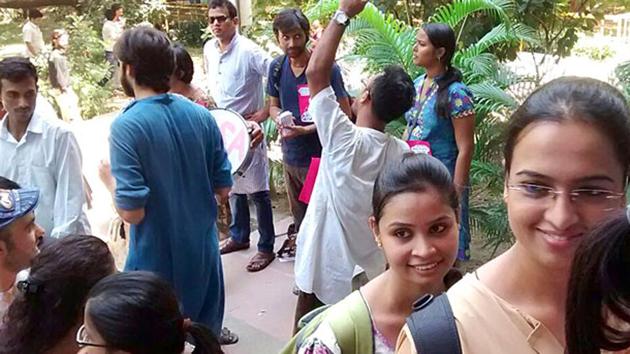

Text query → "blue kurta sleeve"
[448,83,475,119]
[110,117,150,210]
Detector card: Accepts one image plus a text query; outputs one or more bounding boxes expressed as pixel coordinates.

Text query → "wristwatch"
[332,10,351,27]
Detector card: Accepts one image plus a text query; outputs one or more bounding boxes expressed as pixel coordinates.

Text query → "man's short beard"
[120,69,135,98]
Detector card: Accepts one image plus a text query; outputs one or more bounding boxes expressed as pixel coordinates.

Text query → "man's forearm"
[306,19,346,87]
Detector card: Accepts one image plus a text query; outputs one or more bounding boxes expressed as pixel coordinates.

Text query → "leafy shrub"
[573,44,616,61]
[170,20,207,47]
[65,14,112,119]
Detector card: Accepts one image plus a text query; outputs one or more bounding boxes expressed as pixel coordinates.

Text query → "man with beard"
[0,177,44,319]
[268,8,351,262]
[106,27,233,340]
[203,0,277,275]
[0,57,91,238]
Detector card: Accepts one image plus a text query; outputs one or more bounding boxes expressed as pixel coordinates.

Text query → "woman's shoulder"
[447,80,473,96]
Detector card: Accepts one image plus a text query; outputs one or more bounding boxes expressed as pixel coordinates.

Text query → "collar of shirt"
[213,32,240,54]
[0,110,44,144]
[122,93,172,113]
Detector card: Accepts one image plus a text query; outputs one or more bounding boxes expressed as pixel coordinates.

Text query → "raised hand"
[339,0,369,18]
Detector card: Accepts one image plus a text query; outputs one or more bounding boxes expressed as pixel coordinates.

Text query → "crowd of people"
[0,0,629,353]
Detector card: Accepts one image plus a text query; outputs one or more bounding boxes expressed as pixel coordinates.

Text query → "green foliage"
[512,0,601,59]
[614,60,630,99]
[573,43,615,61]
[64,14,112,118]
[170,20,207,47]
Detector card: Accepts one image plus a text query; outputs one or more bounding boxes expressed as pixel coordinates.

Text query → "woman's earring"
[376,239,383,248]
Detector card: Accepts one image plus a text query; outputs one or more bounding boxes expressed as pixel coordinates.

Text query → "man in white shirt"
[203,0,277,274]
[22,9,45,58]
[0,177,44,319]
[0,57,90,238]
[293,0,416,330]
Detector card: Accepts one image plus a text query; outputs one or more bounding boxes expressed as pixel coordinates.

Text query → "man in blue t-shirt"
[105,27,233,338]
[268,8,351,261]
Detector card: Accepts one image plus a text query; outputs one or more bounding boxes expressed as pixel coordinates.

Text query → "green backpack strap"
[279,291,374,354]
[325,291,374,354]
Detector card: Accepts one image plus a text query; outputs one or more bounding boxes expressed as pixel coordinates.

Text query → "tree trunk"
[0,0,78,8]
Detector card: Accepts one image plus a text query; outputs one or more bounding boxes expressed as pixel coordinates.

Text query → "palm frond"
[429,0,515,28]
[458,23,539,60]
[469,81,518,114]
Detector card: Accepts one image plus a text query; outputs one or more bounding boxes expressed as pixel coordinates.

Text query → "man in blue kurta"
[106,27,232,336]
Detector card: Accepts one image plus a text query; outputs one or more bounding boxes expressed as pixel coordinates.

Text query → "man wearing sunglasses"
[204,1,277,273]
[203,0,275,345]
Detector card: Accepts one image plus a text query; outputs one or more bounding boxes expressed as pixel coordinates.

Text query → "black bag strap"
[406,293,462,354]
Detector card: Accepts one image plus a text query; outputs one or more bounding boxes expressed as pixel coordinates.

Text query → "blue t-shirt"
[267,55,348,167]
[109,94,232,335]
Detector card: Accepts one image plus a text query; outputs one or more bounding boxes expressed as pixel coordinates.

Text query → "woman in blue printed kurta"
[405,23,475,260]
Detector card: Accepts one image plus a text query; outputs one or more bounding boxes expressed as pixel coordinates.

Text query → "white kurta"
[295,87,409,304]
[203,33,272,194]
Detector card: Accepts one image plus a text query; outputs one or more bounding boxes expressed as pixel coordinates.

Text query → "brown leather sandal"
[246,251,275,272]
[219,238,250,255]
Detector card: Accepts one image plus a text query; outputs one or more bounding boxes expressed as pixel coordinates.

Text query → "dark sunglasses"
[209,15,230,24]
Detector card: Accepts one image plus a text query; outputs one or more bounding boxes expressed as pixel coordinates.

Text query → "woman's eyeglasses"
[507,183,625,211]
[76,324,110,348]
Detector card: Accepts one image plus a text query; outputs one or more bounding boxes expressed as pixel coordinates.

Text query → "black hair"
[0,176,20,190]
[114,27,174,93]
[422,23,463,120]
[272,8,310,39]
[172,43,194,84]
[27,9,43,20]
[0,235,115,354]
[86,271,223,354]
[566,210,630,354]
[372,153,459,223]
[111,3,123,13]
[503,76,630,180]
[208,0,237,19]
[0,57,38,92]
[370,65,416,123]
[105,8,114,21]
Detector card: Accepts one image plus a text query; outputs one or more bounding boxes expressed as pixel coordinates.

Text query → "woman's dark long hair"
[422,23,463,120]
[85,271,223,354]
[0,235,115,354]
[566,210,630,354]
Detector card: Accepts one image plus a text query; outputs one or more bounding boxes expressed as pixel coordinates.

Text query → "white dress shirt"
[0,110,91,238]
[295,87,410,304]
[203,33,273,194]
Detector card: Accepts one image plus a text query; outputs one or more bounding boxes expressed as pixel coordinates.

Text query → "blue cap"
[0,188,39,229]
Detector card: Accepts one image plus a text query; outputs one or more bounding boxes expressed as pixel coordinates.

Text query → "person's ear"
[436,47,446,62]
[368,216,382,247]
[233,16,239,26]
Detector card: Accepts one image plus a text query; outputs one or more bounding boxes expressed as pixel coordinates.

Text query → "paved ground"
[73,114,295,354]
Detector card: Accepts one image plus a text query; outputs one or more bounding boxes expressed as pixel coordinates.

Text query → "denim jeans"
[229,191,276,253]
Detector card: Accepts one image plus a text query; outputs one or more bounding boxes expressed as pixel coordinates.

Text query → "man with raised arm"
[293,0,417,331]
